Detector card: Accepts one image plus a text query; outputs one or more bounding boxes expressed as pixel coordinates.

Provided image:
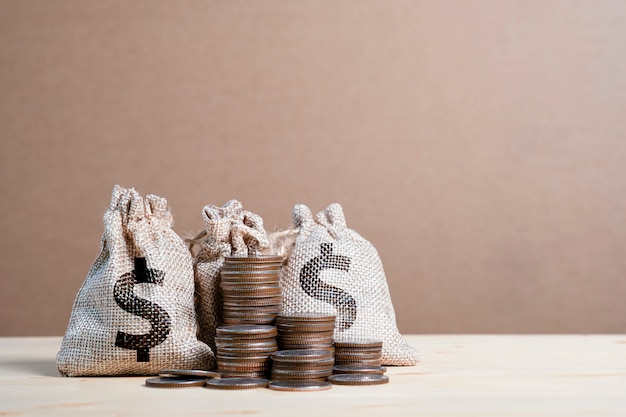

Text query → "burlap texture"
[190,200,270,352]
[56,185,214,376]
[278,203,419,366]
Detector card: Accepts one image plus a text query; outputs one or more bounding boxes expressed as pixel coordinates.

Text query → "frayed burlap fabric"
[279,203,419,366]
[57,186,214,376]
[190,200,270,352]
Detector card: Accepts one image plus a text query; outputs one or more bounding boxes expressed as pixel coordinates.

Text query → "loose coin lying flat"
[268,380,332,392]
[327,374,389,386]
[158,369,221,379]
[332,365,387,375]
[205,377,269,390]
[145,376,208,388]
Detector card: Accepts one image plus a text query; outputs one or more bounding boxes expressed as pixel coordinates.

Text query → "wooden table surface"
[1,335,625,416]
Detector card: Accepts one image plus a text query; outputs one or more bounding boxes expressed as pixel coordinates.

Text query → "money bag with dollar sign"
[278,203,419,366]
[57,185,214,376]
[189,200,270,354]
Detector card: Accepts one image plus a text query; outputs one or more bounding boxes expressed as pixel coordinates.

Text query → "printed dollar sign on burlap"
[299,242,356,331]
[57,186,214,376]
[278,203,420,366]
[113,257,171,362]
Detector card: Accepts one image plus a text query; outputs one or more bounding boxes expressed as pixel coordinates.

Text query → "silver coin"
[224,255,284,263]
[333,339,383,349]
[216,325,277,336]
[158,369,221,379]
[268,380,332,392]
[271,368,333,378]
[145,376,207,388]
[271,349,334,362]
[205,377,269,390]
[327,374,389,386]
[276,313,336,322]
[332,365,387,375]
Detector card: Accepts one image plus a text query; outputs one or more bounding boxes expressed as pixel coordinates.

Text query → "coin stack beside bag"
[215,324,277,379]
[276,313,336,351]
[220,255,284,325]
[269,349,334,391]
[216,255,283,379]
[328,339,389,386]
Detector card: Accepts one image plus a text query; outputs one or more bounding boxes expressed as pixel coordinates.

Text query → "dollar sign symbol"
[299,243,356,331]
[113,257,171,362]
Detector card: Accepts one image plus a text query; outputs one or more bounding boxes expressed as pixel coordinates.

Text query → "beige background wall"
[1,1,625,336]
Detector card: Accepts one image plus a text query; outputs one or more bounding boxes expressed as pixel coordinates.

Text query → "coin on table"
[158,369,221,379]
[205,377,269,390]
[332,365,387,375]
[327,374,389,386]
[145,376,208,388]
[268,380,332,392]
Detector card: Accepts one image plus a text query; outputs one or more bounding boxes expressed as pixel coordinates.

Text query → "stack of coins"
[276,313,336,351]
[221,255,284,325]
[215,325,278,378]
[330,363,389,386]
[333,339,383,367]
[270,349,335,383]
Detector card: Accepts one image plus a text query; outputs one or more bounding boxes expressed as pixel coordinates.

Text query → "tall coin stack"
[216,255,283,379]
[276,313,336,351]
[220,255,284,324]
[333,339,383,367]
[215,325,278,378]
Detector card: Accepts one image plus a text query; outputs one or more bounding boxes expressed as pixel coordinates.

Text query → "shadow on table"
[3,360,60,377]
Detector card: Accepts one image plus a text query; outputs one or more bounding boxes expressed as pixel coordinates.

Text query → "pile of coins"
[221,255,284,325]
[333,339,383,367]
[270,349,335,383]
[276,313,336,351]
[215,324,278,379]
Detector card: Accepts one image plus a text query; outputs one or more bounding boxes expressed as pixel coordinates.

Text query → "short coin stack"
[220,255,284,325]
[328,339,389,386]
[269,349,334,390]
[215,325,277,379]
[333,339,383,367]
[276,313,336,351]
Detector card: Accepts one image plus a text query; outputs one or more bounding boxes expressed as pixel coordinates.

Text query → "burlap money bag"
[279,203,419,366]
[56,186,214,376]
[190,200,270,352]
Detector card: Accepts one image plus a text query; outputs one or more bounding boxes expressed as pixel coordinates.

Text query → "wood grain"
[1,335,625,416]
